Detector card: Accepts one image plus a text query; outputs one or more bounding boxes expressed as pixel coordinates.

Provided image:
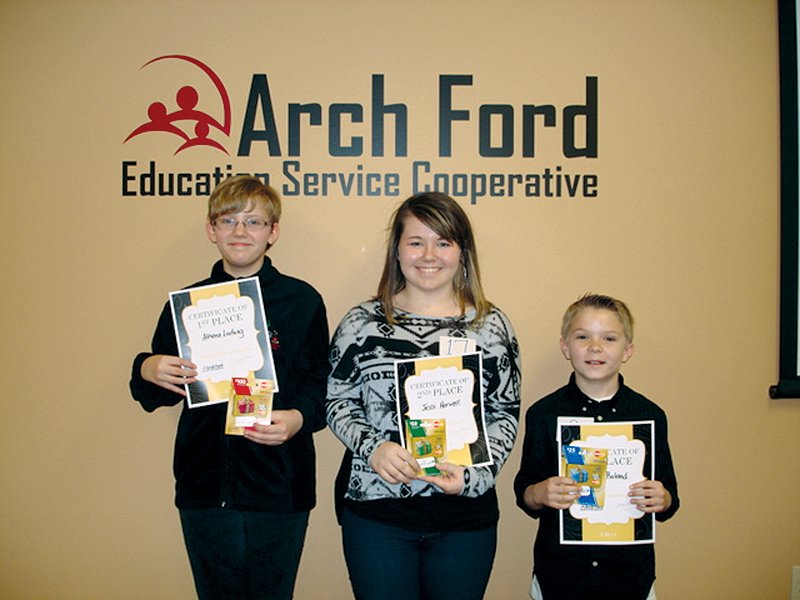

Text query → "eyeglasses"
[213,216,271,231]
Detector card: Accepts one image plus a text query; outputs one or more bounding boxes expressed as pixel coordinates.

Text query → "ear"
[267,221,281,247]
[559,337,571,360]
[206,220,217,244]
[622,342,635,363]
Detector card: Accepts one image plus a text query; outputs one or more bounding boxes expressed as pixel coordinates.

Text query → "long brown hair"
[375,192,491,325]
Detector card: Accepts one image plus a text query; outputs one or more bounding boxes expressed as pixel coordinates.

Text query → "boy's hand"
[525,476,581,511]
[629,479,672,513]
[243,409,303,446]
[369,441,419,485]
[418,462,465,495]
[141,354,197,396]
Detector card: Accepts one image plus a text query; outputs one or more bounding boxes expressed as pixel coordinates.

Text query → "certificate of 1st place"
[169,277,278,408]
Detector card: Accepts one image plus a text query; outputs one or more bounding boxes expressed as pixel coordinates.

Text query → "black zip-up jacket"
[130,257,329,512]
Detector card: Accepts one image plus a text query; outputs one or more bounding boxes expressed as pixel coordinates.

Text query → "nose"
[231,220,248,233]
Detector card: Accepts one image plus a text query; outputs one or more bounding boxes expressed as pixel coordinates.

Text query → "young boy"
[514,294,679,600]
[129,175,329,600]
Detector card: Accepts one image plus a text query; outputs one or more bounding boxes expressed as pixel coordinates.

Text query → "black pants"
[179,507,309,600]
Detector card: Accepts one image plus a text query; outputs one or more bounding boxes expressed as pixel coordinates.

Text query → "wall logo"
[121,55,600,203]
[124,55,231,155]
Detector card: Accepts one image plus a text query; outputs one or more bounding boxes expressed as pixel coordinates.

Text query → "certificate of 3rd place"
[558,419,655,545]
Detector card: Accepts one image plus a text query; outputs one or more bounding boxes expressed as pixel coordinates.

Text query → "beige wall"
[1,1,798,598]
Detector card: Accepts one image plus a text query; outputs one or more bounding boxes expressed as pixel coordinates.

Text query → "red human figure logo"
[124,55,231,155]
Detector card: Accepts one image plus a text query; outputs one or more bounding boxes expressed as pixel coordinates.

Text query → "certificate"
[169,277,278,408]
[394,352,492,469]
[558,420,655,545]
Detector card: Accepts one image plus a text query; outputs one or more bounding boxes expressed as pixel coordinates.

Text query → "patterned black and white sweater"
[326,299,521,503]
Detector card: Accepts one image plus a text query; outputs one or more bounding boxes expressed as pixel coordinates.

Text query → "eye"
[437,240,454,248]
[245,218,266,228]
[220,217,237,227]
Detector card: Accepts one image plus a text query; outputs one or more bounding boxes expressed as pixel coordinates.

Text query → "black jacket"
[513,374,680,600]
[130,257,329,512]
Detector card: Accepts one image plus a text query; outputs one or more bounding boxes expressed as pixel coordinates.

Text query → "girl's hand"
[418,462,465,495]
[369,441,420,485]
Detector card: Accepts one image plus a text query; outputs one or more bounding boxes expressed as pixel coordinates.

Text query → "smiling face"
[560,307,635,398]
[396,215,462,300]
[206,201,280,278]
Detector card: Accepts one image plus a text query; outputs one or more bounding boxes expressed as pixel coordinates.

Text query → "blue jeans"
[341,507,497,600]
[179,507,308,600]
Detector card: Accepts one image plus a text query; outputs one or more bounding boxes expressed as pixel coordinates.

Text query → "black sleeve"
[289,294,330,435]
[513,401,557,519]
[654,410,680,522]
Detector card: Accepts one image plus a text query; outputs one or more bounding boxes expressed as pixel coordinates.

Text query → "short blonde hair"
[208,175,281,223]
[561,293,634,342]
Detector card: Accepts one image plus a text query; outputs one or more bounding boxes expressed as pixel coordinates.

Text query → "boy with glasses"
[130,175,329,600]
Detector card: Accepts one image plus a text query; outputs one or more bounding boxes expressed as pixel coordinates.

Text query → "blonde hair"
[561,293,634,342]
[375,192,491,325]
[208,175,281,223]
